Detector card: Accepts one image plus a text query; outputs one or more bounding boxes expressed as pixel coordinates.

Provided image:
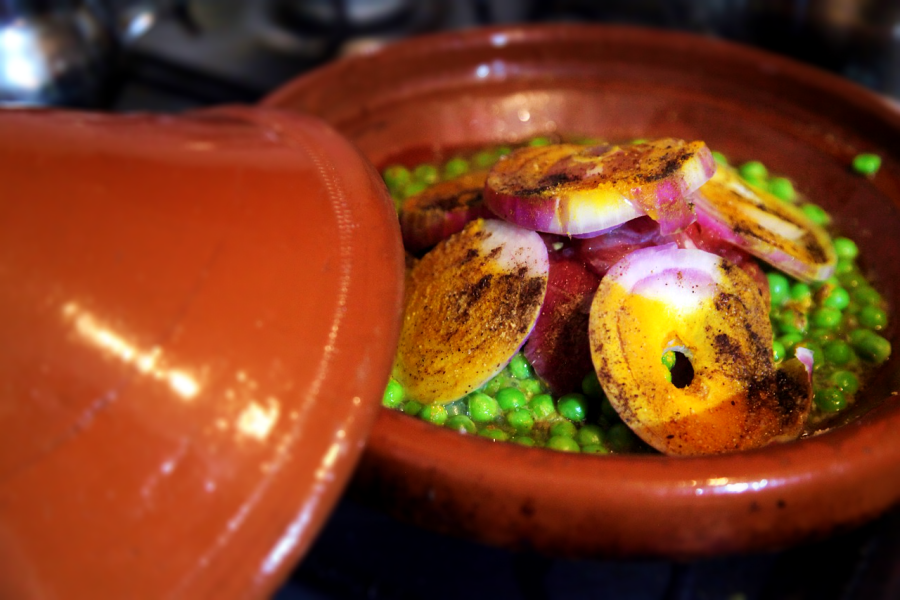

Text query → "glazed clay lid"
[0,106,404,598]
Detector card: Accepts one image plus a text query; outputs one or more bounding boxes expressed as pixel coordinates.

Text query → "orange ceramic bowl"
[265,24,900,558]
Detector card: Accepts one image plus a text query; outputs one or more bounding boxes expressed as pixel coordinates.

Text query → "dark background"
[108,0,900,111]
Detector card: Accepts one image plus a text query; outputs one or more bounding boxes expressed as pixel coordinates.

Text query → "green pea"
[797,341,823,367]
[402,400,423,416]
[849,330,892,363]
[581,444,610,455]
[819,275,841,289]
[382,165,411,193]
[823,340,854,366]
[631,138,648,144]
[661,351,677,370]
[779,308,809,334]
[852,286,882,307]
[576,424,603,447]
[497,387,527,411]
[810,307,842,330]
[402,180,428,199]
[529,394,556,420]
[815,388,847,412]
[808,328,836,343]
[519,379,544,396]
[833,237,859,260]
[420,404,448,426]
[801,203,830,226]
[742,175,764,188]
[496,145,513,157]
[473,150,498,169]
[412,163,438,184]
[852,153,881,176]
[446,414,476,434]
[444,399,467,417]
[508,353,533,379]
[767,177,796,202]
[834,259,855,276]
[830,370,859,395]
[547,436,580,453]
[662,369,673,384]
[739,160,768,181]
[513,435,536,447]
[469,392,500,422]
[711,151,729,166]
[778,333,804,352]
[442,157,469,179]
[858,305,888,330]
[772,340,786,362]
[581,372,603,399]
[550,420,578,438]
[557,393,588,422]
[478,427,509,441]
[822,287,850,311]
[841,311,860,332]
[507,408,535,432]
[767,272,791,307]
[788,283,811,305]
[480,375,504,396]
[606,423,639,453]
[382,379,404,408]
[838,270,864,289]
[528,136,552,147]
[599,395,620,421]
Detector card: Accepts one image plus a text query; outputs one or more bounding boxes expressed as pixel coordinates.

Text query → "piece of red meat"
[524,253,600,396]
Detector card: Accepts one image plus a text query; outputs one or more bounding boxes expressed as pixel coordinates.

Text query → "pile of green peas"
[380,141,892,453]
[383,352,650,454]
[381,136,558,206]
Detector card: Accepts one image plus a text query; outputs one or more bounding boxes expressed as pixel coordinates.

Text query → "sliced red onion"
[484,139,715,237]
[574,216,671,278]
[794,346,815,380]
[693,166,836,282]
[588,245,811,456]
[400,170,494,253]
[393,219,549,404]
[524,253,600,395]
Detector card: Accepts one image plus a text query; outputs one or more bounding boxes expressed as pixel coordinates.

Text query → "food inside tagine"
[381,136,891,457]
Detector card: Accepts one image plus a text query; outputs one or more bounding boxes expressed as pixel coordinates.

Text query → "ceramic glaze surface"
[0,107,404,598]
[265,24,900,557]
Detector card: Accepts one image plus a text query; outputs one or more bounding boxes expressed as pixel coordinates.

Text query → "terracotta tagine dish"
[264,24,900,558]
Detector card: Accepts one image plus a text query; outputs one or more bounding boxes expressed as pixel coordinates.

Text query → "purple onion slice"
[574,216,671,278]
[588,245,812,456]
[484,139,715,236]
[393,219,549,404]
[400,170,494,253]
[692,166,836,282]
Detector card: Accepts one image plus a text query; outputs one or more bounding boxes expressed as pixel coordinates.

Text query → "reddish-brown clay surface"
[265,24,900,557]
[0,107,404,598]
